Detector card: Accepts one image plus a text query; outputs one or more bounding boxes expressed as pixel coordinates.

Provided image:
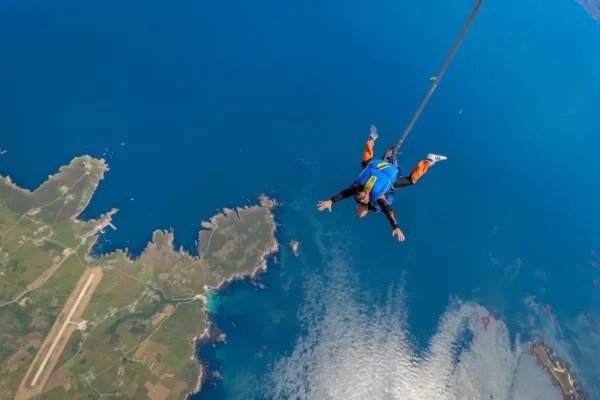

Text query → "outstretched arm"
[331,186,356,203]
[320,127,379,212]
[317,185,357,212]
[376,197,405,242]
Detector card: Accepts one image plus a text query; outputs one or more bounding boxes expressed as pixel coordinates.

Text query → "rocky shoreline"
[187,195,280,398]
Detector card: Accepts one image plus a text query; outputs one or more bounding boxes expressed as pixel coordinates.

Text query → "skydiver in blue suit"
[317,126,446,242]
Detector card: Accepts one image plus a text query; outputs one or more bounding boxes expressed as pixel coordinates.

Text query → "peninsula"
[530,341,585,400]
[0,156,278,400]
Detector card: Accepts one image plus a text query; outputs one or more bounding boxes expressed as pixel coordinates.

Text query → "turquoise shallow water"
[1,0,600,398]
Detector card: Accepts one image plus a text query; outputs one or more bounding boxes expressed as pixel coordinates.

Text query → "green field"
[0,157,278,400]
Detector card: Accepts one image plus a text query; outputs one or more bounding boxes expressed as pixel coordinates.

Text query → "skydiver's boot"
[426,153,447,165]
[369,125,378,141]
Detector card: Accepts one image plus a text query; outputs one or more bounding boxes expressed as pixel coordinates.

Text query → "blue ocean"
[1,0,599,398]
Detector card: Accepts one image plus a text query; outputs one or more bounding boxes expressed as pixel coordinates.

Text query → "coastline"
[530,341,585,400]
[85,198,280,399]
[85,193,280,399]
[0,155,108,196]
[187,194,280,398]
[1,156,280,399]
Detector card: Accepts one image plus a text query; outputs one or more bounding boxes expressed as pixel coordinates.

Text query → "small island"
[0,156,279,400]
[289,239,300,257]
[530,341,585,400]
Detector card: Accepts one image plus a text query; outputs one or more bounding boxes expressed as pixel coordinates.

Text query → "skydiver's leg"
[361,126,379,169]
[409,160,432,183]
[361,139,375,169]
[392,177,414,189]
[392,160,432,189]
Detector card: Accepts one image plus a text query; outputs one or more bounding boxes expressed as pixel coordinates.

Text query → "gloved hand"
[369,125,378,141]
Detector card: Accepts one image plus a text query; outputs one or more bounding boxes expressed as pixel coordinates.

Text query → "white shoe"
[369,125,378,141]
[427,153,447,164]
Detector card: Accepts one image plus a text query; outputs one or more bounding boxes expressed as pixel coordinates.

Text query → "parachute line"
[394,0,485,151]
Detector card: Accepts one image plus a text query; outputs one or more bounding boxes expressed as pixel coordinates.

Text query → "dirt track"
[15,267,103,400]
